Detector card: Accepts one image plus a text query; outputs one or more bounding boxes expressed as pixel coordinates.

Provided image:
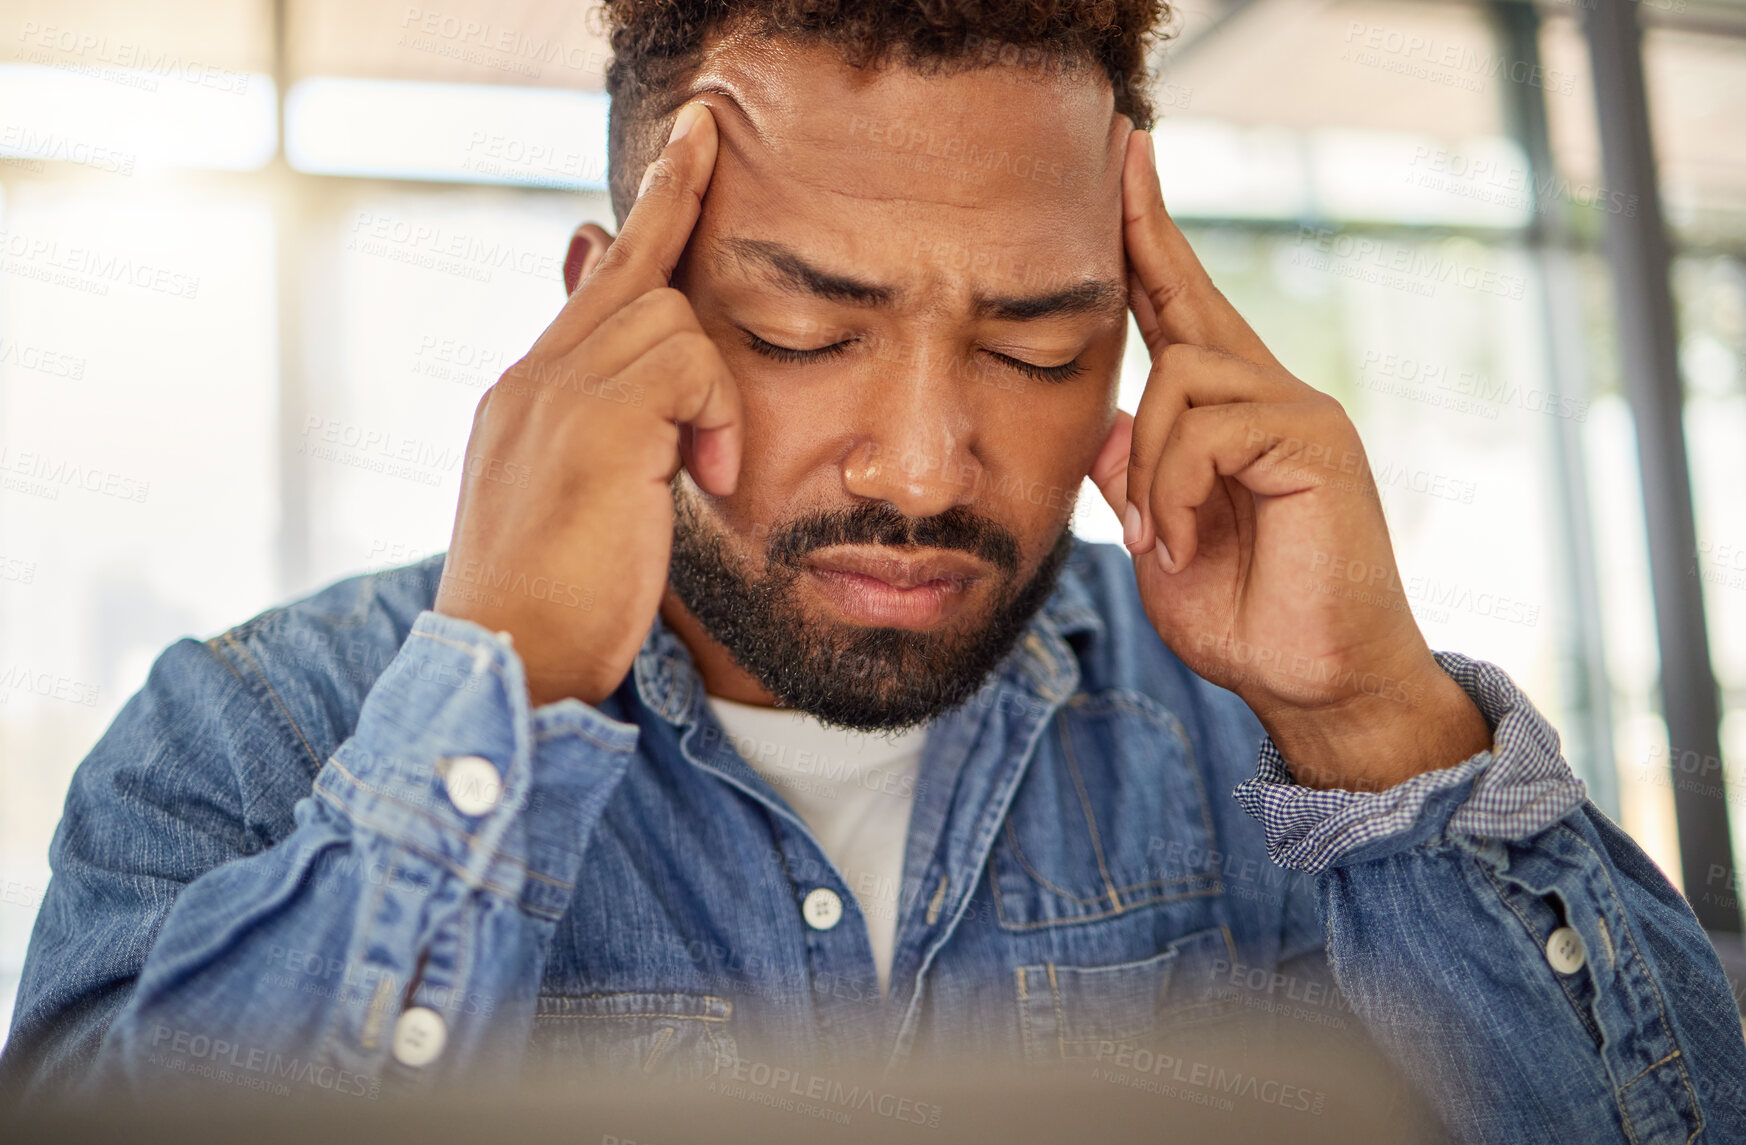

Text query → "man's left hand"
[1089,127,1491,792]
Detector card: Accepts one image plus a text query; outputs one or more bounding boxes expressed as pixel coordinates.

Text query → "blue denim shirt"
[5,541,1743,1142]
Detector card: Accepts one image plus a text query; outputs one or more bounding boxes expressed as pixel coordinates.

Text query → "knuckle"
[638,158,684,203]
[644,286,695,325]
[1154,342,1198,372]
[593,239,636,276]
[1169,405,1211,446]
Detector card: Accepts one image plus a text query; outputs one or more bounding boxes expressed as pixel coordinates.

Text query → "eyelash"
[997,356,1084,384]
[743,331,854,363]
[741,330,1084,385]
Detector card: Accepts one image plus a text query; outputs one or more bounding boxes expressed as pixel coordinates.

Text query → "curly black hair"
[598,0,1174,221]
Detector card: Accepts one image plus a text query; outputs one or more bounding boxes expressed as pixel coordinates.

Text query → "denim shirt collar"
[630,549,1105,725]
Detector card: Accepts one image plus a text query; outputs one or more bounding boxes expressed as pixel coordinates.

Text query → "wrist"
[1255,660,1492,791]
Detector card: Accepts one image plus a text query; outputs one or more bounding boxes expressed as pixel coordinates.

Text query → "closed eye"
[743,330,855,363]
[988,352,1084,384]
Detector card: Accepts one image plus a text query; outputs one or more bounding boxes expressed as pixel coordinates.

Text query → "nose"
[840,363,985,520]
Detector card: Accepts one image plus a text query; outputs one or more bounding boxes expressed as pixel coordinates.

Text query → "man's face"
[663,36,1129,730]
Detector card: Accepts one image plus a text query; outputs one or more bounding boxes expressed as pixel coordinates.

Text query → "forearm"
[12,611,638,1102]
[1237,652,1746,1144]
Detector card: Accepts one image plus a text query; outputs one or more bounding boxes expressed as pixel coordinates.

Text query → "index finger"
[536,101,720,354]
[1122,128,1278,368]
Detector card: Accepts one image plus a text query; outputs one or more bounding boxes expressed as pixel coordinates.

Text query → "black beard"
[668,486,1074,732]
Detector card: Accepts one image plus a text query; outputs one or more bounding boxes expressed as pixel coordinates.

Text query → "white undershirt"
[707,696,926,995]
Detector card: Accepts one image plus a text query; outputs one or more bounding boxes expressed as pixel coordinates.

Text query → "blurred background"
[0,0,1743,1040]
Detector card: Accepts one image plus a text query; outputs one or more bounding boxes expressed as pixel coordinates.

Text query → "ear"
[562,223,614,295]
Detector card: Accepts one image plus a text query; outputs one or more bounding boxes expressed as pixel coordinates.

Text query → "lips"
[803,546,984,591]
[800,545,986,628]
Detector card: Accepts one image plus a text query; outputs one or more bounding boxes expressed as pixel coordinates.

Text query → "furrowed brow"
[722,237,896,307]
[974,280,1128,322]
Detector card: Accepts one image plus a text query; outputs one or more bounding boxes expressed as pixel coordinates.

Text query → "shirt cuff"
[312,609,641,912]
[1232,651,1586,873]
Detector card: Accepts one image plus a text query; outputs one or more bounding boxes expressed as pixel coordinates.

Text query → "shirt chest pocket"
[990,689,1222,931]
[1016,927,1243,1063]
[528,992,737,1081]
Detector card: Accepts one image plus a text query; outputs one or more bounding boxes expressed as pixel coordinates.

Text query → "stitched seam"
[995,880,1223,931]
[220,631,323,771]
[1002,818,1212,904]
[312,785,565,914]
[200,637,273,833]
[408,628,508,673]
[1581,836,1704,1141]
[1057,718,1122,912]
[702,1022,730,1075]
[1618,1048,1683,1091]
[640,1026,676,1074]
[1048,963,1066,1060]
[534,1013,728,1023]
[1476,860,1602,1046]
[318,757,532,874]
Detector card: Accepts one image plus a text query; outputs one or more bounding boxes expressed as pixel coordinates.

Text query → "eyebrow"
[972,280,1128,322]
[721,236,1125,322]
[723,238,894,307]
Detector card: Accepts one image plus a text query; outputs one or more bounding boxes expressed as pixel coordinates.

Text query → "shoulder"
[199,553,447,780]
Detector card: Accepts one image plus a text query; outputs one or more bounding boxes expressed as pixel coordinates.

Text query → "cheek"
[710,380,843,532]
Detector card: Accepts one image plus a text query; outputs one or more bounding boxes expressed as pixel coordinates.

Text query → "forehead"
[682,36,1127,293]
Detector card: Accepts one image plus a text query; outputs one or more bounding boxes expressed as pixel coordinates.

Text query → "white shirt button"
[1546,927,1586,974]
[391,1006,447,1067]
[802,887,843,931]
[441,755,502,816]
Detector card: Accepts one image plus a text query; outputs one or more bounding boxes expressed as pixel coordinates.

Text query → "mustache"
[765,503,1021,576]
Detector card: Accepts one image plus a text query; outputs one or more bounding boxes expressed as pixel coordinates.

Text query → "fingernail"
[1122,503,1141,550]
[1154,540,1173,574]
[1144,130,1156,168]
[637,162,659,198]
[669,102,704,145]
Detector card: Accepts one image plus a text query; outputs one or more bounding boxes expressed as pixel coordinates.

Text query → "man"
[4,0,1743,1140]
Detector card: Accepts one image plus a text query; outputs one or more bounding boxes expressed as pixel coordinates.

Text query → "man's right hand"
[434,102,739,708]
